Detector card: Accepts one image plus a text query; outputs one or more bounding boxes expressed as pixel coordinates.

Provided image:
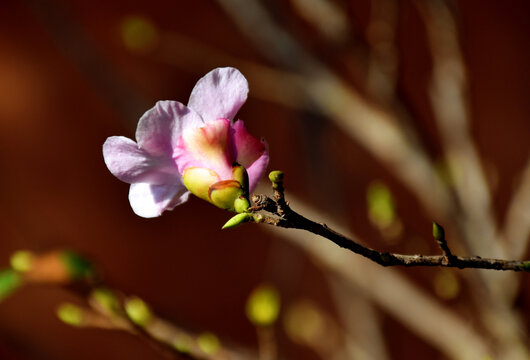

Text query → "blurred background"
[1,0,529,359]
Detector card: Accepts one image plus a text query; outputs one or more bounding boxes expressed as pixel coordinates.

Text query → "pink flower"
[103,67,269,218]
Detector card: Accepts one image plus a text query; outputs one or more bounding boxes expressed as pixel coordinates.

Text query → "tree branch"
[251,175,530,273]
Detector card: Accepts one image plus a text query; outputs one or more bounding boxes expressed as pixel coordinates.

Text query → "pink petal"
[136,101,204,156]
[128,182,190,218]
[103,136,179,184]
[188,67,248,123]
[232,120,269,191]
[174,118,235,181]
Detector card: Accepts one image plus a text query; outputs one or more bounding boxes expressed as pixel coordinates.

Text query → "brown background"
[0,0,529,359]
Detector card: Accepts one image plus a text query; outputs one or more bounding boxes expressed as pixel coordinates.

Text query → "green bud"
[232,164,249,194]
[57,303,83,326]
[234,196,250,213]
[197,332,220,355]
[10,250,34,273]
[432,221,445,241]
[222,213,253,229]
[172,335,193,354]
[60,251,95,281]
[209,180,244,211]
[91,288,120,315]
[268,170,284,185]
[0,269,22,301]
[519,261,530,272]
[246,284,281,327]
[125,297,152,327]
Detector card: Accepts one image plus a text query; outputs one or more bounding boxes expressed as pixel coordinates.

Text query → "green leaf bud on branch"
[0,269,22,301]
[60,251,95,281]
[57,303,84,326]
[433,221,445,241]
[222,213,254,229]
[10,251,34,273]
[268,170,284,189]
[197,332,221,355]
[125,296,152,327]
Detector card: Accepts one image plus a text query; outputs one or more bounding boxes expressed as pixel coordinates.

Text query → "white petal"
[136,101,204,155]
[103,136,179,184]
[128,182,190,218]
[188,67,248,123]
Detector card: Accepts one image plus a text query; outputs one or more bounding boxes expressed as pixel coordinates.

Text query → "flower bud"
[208,180,244,211]
[234,196,250,213]
[232,164,249,194]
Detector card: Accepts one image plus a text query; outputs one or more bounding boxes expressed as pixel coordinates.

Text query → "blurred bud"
[90,288,121,316]
[125,297,152,327]
[10,250,34,273]
[197,332,220,355]
[57,303,83,327]
[246,284,281,327]
[0,269,22,301]
[60,251,95,281]
[222,213,253,229]
[433,270,460,300]
[367,181,402,242]
[283,300,324,345]
[172,334,193,354]
[120,16,158,54]
[284,300,341,355]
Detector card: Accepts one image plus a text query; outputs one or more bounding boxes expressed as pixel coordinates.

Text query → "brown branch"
[251,178,530,273]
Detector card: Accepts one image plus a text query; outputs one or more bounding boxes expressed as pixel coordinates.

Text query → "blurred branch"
[366,0,399,105]
[415,0,503,258]
[289,0,351,44]
[1,251,256,360]
[215,0,453,223]
[249,173,530,272]
[503,156,530,259]
[326,275,390,360]
[415,2,530,357]
[23,0,149,124]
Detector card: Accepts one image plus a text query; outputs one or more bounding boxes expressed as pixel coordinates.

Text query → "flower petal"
[128,182,190,218]
[174,118,234,181]
[188,67,248,123]
[232,120,269,191]
[103,136,179,184]
[136,101,204,156]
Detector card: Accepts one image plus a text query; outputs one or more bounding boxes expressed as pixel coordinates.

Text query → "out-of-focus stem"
[503,156,530,260]
[215,0,453,225]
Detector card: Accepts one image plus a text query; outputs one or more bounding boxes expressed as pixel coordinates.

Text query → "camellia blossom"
[103,67,269,218]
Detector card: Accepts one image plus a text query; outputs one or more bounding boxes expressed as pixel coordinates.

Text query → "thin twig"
[251,190,530,273]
